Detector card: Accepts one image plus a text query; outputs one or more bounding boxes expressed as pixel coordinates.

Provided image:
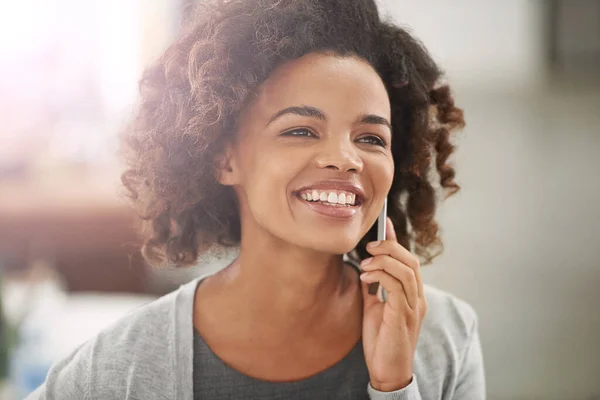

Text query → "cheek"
[384,162,395,191]
[364,158,394,221]
[242,151,298,208]
[249,143,311,187]
[369,156,395,192]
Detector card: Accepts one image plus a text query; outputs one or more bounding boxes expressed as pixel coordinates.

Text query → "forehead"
[249,52,391,121]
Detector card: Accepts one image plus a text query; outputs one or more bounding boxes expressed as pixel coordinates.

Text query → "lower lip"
[295,196,359,219]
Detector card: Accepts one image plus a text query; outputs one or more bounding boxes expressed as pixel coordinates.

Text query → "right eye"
[281,128,317,138]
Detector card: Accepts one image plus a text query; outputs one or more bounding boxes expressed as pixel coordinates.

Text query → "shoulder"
[31,279,198,400]
[91,286,180,353]
[415,284,478,374]
[423,284,478,338]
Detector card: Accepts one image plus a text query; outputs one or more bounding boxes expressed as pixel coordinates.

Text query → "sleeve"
[367,375,422,400]
[452,315,486,399]
[25,342,91,400]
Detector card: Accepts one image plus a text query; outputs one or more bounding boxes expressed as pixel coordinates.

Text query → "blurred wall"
[377,0,546,91]
[375,1,600,399]
[0,0,184,295]
[429,88,600,400]
[140,0,181,66]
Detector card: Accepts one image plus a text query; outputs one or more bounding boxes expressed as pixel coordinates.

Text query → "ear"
[214,144,239,186]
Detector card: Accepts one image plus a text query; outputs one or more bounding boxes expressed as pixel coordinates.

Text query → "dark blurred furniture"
[0,175,150,294]
[546,0,600,75]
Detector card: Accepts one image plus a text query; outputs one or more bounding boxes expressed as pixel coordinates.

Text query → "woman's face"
[219,52,394,254]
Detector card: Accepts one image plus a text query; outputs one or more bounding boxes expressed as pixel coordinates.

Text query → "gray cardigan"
[28,274,485,399]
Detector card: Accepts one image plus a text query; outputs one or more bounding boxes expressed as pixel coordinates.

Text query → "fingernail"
[367,241,381,249]
[359,272,369,281]
[360,257,373,267]
[368,282,379,295]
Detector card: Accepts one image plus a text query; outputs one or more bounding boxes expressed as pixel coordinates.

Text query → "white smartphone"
[376,198,388,302]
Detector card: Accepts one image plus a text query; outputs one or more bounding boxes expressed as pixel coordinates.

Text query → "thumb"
[385,216,397,241]
[361,277,384,352]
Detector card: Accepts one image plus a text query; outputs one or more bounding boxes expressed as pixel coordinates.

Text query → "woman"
[31,0,485,399]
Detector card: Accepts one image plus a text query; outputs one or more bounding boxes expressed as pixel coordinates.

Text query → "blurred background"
[0,0,598,398]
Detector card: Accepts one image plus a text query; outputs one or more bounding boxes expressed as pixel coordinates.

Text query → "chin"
[302,235,359,256]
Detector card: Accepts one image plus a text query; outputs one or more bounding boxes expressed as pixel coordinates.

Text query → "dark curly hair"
[120,0,465,268]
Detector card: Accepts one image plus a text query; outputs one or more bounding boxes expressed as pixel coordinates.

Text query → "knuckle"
[370,269,384,279]
[420,298,428,314]
[402,266,417,282]
[412,256,420,269]
[378,255,394,272]
[392,279,404,291]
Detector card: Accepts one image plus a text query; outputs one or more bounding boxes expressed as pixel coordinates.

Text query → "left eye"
[357,135,386,147]
[282,128,316,138]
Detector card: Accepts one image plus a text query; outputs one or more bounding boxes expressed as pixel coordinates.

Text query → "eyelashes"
[281,128,388,148]
[357,135,386,147]
[282,128,315,138]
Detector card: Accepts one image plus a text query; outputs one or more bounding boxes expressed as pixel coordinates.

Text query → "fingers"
[360,256,418,310]
[367,234,419,269]
[364,231,423,299]
[359,217,424,308]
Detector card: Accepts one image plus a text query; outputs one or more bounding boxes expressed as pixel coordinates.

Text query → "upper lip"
[294,180,366,205]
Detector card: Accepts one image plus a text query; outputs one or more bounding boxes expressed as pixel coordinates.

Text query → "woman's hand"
[360,217,427,392]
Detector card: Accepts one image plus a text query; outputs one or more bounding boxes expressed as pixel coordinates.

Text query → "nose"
[314,137,363,173]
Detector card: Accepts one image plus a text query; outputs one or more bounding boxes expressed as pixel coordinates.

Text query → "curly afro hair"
[120,0,465,268]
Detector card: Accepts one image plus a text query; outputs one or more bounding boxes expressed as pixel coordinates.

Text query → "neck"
[215,237,358,340]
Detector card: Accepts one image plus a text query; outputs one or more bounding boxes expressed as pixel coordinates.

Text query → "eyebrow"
[267,105,392,131]
[267,106,326,126]
[357,113,392,131]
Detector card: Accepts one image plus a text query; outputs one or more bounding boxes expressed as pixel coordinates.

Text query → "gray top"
[193,329,371,399]
[29,270,485,400]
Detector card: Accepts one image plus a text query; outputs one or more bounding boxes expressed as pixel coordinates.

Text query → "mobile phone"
[376,198,388,302]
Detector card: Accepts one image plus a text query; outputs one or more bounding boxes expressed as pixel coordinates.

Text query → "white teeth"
[298,190,358,206]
